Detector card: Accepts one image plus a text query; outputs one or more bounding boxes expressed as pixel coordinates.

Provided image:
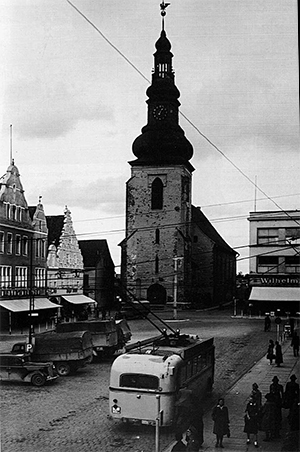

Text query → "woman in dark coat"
[275,341,283,367]
[212,397,230,448]
[266,339,275,365]
[261,393,276,441]
[243,395,259,447]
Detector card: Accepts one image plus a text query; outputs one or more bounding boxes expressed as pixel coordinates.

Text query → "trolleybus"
[109,331,214,426]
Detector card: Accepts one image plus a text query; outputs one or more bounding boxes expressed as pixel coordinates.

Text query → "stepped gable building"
[78,239,115,312]
[120,9,236,309]
[0,160,58,332]
[46,207,95,320]
[248,210,300,315]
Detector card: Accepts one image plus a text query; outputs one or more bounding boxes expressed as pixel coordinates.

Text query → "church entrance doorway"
[147,283,167,306]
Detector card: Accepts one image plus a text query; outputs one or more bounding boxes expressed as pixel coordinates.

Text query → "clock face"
[152,104,168,120]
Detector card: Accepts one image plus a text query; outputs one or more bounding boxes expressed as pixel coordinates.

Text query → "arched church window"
[155,229,160,244]
[151,178,163,210]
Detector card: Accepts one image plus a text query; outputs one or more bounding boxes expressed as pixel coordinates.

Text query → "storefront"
[0,298,60,333]
[248,286,300,316]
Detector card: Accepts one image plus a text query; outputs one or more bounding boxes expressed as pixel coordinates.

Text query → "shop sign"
[250,275,300,286]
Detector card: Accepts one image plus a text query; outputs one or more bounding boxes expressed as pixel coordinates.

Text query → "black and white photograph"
[0,1,299,451]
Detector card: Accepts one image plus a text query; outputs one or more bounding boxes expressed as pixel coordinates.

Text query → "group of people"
[266,339,283,366]
[245,375,299,444]
[171,374,299,451]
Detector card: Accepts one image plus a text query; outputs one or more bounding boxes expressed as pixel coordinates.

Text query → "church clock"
[152,104,168,120]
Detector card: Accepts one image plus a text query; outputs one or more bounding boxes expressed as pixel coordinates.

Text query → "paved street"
[0,309,298,451]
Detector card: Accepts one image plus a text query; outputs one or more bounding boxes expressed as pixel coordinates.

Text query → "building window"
[257,256,279,273]
[0,232,4,253]
[155,255,159,274]
[193,235,198,243]
[16,235,21,255]
[286,228,300,245]
[23,236,28,255]
[0,266,12,288]
[155,229,160,244]
[35,268,46,287]
[12,205,16,220]
[151,178,163,210]
[15,267,28,288]
[7,233,13,254]
[5,203,10,219]
[257,229,279,245]
[285,256,300,273]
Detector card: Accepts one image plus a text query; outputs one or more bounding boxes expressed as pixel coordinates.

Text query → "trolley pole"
[155,395,161,452]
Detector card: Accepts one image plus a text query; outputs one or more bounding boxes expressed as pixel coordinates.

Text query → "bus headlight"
[112,401,121,414]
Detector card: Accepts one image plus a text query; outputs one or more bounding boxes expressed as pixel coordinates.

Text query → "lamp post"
[173,257,183,320]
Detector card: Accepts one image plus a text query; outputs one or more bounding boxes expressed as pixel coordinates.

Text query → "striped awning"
[0,298,61,312]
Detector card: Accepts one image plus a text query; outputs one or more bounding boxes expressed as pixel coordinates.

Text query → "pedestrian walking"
[171,432,187,452]
[284,374,299,410]
[291,331,299,356]
[261,393,276,441]
[185,425,200,451]
[264,314,271,332]
[212,397,230,448]
[270,376,284,436]
[275,340,283,367]
[266,339,275,365]
[190,396,204,447]
[251,382,262,409]
[174,387,193,434]
[243,395,259,447]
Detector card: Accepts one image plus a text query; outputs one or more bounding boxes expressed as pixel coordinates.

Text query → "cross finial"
[160,1,170,30]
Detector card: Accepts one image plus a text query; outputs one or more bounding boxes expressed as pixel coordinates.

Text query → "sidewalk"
[163,339,299,452]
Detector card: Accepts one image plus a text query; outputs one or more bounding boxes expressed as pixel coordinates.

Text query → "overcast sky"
[1,0,299,274]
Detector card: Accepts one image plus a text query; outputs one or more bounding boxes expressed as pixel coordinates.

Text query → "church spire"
[131,3,194,170]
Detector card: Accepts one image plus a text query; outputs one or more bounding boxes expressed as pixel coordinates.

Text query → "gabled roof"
[46,215,64,248]
[78,239,114,268]
[192,205,236,254]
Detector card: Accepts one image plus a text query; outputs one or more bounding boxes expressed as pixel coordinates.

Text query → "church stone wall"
[125,164,192,302]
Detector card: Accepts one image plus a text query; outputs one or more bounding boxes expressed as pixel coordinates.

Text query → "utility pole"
[28,237,35,345]
[173,257,183,320]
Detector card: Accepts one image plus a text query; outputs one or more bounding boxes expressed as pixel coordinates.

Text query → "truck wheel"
[31,372,46,387]
[56,362,71,376]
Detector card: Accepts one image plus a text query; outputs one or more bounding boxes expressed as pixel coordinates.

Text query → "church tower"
[122,4,194,306]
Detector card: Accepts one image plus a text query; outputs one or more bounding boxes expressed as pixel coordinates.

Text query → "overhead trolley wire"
[66,0,300,228]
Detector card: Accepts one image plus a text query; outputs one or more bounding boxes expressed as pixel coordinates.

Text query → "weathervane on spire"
[160,1,170,30]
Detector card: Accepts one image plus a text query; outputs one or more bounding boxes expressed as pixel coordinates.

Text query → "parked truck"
[56,319,131,358]
[11,330,93,376]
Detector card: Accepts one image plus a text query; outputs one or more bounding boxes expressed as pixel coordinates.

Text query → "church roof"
[192,205,237,254]
[78,240,114,268]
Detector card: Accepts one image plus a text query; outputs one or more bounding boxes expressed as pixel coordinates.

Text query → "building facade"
[0,161,58,332]
[248,210,300,315]
[46,207,94,320]
[78,239,115,312]
[120,20,236,308]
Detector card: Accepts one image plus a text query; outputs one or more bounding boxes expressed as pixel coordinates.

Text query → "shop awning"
[249,287,300,302]
[0,298,61,312]
[62,295,96,305]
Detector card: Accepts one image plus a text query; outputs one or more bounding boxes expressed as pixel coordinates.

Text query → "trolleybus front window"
[120,373,159,390]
